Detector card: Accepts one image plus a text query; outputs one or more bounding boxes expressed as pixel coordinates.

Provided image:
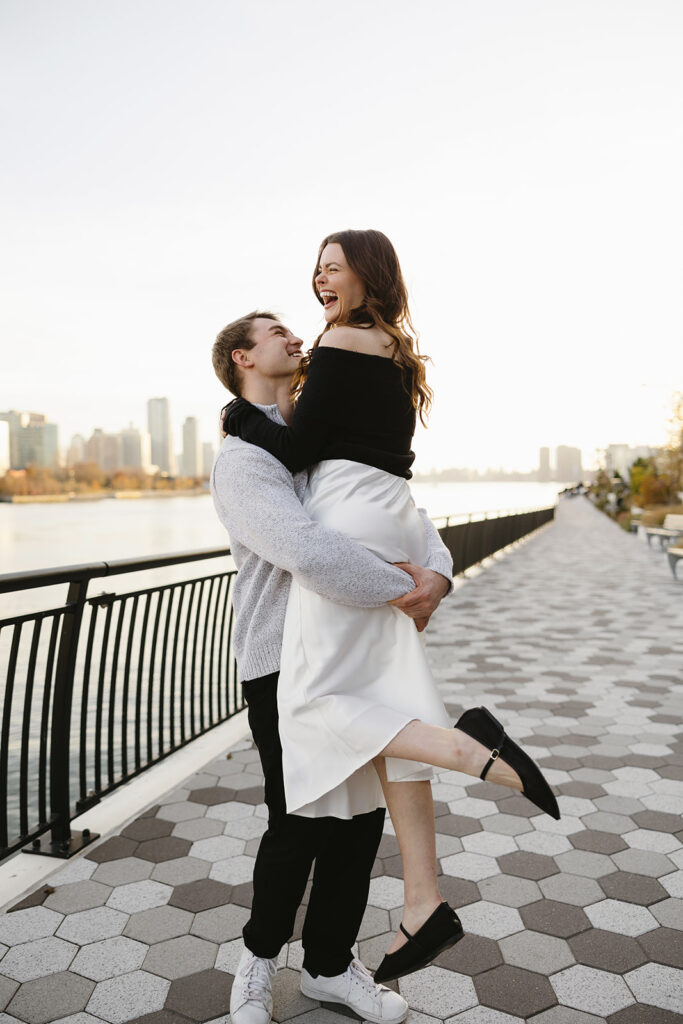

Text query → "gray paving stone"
[123,905,193,944]
[441,852,499,882]
[554,850,617,879]
[481,814,534,836]
[457,900,524,940]
[204,800,255,822]
[0,936,77,982]
[189,836,246,862]
[171,818,224,841]
[271,966,316,1021]
[461,832,517,858]
[612,847,676,877]
[367,876,405,909]
[44,859,97,887]
[0,977,19,1013]
[624,962,683,1013]
[7,971,95,1024]
[91,857,154,886]
[398,966,477,1016]
[584,898,658,936]
[190,903,250,943]
[550,964,634,1016]
[539,874,604,907]
[661,870,683,897]
[528,1008,606,1023]
[357,905,391,941]
[142,935,217,979]
[222,817,268,840]
[624,828,681,854]
[209,854,254,884]
[0,908,63,947]
[477,875,542,908]
[650,897,683,929]
[86,970,170,1023]
[499,929,575,973]
[105,879,172,914]
[70,935,147,981]
[447,1008,523,1023]
[156,801,208,823]
[55,907,127,945]
[580,812,636,834]
[150,855,211,885]
[43,881,112,916]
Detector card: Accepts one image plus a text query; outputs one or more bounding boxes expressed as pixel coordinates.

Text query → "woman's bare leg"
[373,757,442,954]
[379,720,524,791]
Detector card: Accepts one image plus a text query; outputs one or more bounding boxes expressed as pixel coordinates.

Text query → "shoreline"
[0,488,209,504]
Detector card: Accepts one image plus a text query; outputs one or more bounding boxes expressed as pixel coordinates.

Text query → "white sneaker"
[300,958,408,1024]
[230,947,277,1024]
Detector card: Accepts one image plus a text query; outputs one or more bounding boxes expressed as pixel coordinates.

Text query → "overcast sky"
[1,0,681,472]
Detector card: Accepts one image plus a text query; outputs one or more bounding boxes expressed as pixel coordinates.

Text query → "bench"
[667,546,683,580]
[644,514,683,549]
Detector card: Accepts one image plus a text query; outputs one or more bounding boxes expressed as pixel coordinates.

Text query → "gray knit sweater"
[210,404,453,683]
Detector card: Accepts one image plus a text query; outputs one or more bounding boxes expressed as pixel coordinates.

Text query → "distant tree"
[73,461,105,489]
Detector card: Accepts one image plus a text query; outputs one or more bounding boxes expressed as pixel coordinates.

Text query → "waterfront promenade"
[1,497,681,1024]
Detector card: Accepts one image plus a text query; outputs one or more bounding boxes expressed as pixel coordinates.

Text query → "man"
[210,312,453,1024]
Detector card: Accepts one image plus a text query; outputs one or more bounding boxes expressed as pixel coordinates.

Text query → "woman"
[224,229,559,983]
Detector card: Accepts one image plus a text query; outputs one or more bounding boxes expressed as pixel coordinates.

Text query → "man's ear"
[232,348,255,369]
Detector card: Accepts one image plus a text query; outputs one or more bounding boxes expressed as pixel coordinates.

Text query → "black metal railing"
[0,549,240,862]
[0,505,555,864]
[437,506,556,574]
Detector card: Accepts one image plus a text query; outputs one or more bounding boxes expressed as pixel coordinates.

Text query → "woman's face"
[314,242,366,323]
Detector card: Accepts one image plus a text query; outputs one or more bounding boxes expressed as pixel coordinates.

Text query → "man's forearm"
[418,508,454,590]
[212,450,414,607]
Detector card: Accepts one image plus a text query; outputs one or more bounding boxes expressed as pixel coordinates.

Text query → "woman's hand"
[221,397,252,438]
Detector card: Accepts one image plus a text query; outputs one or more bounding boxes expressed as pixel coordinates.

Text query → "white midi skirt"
[278,459,450,818]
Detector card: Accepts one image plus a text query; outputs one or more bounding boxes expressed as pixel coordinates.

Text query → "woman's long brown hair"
[291,229,432,425]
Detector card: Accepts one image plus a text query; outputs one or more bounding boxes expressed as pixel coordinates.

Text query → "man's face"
[237,318,303,382]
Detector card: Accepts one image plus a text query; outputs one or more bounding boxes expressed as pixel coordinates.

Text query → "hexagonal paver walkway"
[1,497,681,1023]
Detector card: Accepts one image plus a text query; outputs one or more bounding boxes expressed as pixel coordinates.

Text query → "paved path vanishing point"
[0,497,682,1024]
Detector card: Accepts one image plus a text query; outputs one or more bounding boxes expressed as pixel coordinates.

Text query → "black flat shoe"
[455,706,561,820]
[373,902,464,983]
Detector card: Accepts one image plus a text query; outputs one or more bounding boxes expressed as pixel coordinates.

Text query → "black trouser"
[241,671,385,977]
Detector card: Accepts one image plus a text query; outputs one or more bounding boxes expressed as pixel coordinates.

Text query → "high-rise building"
[538,447,551,482]
[147,398,175,475]
[202,442,216,478]
[0,411,54,469]
[66,434,86,466]
[0,420,10,474]
[605,444,658,481]
[555,445,582,483]
[121,424,152,471]
[86,429,122,473]
[182,417,201,477]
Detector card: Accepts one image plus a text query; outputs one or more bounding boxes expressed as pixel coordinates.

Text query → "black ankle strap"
[480,728,506,781]
[399,922,427,953]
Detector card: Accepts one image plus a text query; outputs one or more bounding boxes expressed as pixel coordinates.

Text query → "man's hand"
[389,563,451,632]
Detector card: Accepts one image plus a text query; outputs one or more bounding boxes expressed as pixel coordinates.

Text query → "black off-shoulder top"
[224,346,416,479]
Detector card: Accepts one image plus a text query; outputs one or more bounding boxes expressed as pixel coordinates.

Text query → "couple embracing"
[210,229,559,1024]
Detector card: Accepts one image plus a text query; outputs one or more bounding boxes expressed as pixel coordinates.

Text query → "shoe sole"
[374,925,465,984]
[299,978,408,1024]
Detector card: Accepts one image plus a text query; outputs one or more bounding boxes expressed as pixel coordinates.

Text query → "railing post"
[24,576,100,858]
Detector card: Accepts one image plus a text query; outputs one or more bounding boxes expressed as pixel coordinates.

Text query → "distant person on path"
[211,310,454,1024]
[222,229,560,986]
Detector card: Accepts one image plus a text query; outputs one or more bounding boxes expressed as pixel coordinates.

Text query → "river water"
[1,480,564,576]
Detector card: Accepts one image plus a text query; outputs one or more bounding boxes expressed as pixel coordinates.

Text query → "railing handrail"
[0,546,233,594]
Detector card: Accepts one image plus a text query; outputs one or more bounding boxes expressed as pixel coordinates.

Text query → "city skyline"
[1,1,680,475]
[0,400,218,478]
[5,400,661,483]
